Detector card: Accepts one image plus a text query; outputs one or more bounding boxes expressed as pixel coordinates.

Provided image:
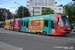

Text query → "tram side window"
[10,22,12,27]
[26,22,28,27]
[44,20,48,27]
[12,22,14,26]
[58,18,63,27]
[51,21,55,29]
[22,21,23,26]
[21,21,23,26]
[4,23,6,25]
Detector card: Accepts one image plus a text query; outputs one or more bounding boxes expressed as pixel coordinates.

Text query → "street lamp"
[14,2,24,17]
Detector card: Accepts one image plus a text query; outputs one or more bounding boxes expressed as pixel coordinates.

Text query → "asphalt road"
[0,28,75,50]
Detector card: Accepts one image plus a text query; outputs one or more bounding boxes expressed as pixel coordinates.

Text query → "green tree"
[64,2,75,23]
[42,8,55,15]
[14,6,30,18]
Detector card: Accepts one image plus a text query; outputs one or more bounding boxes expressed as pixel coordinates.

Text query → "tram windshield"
[62,17,70,28]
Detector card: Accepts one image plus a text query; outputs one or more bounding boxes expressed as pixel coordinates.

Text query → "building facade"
[27,0,63,16]
[0,8,13,21]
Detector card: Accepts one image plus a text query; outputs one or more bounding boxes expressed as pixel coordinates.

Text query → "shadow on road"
[47,34,73,37]
[22,32,75,38]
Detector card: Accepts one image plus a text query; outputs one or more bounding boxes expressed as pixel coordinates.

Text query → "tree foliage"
[64,2,75,23]
[42,8,55,15]
[14,6,30,18]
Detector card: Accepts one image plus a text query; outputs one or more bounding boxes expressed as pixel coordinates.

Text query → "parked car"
[72,25,75,32]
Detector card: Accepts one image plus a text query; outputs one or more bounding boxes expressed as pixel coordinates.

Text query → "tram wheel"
[5,28,7,30]
[36,32,42,35]
[42,31,47,35]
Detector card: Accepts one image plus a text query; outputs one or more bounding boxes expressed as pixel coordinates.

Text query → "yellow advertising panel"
[29,18,44,32]
[4,20,10,29]
[10,19,14,30]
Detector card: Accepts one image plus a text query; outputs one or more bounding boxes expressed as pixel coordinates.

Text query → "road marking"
[71,32,75,33]
[0,41,23,50]
[68,39,75,41]
[19,48,23,50]
[27,34,31,35]
[7,32,10,33]
[21,33,26,35]
[2,32,6,33]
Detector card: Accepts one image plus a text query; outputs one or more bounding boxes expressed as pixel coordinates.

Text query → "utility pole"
[14,2,24,17]
[4,9,8,20]
[33,7,34,16]
[22,7,24,17]
[5,13,8,20]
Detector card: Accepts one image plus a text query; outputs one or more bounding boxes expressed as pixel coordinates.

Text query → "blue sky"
[0,0,72,13]
[56,0,72,5]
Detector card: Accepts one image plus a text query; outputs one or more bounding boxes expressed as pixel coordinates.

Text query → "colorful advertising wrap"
[29,18,44,32]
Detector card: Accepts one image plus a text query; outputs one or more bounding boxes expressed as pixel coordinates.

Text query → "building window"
[45,3,47,6]
[35,7,40,9]
[49,4,54,6]
[44,20,48,27]
[35,3,37,5]
[52,8,57,10]
[58,8,62,10]
[38,0,44,2]
[42,7,46,10]
[30,3,34,5]
[35,11,40,13]
[35,0,37,1]
[51,0,54,2]
[41,3,44,6]
[49,0,50,2]
[38,3,44,6]
[38,3,40,5]
[31,0,34,1]
[27,5,29,7]
[49,0,54,2]
[45,0,47,2]
[30,7,33,9]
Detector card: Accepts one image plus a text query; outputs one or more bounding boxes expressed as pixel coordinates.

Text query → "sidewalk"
[0,42,23,50]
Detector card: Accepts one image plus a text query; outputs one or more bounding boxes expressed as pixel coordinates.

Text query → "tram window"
[44,20,48,27]
[4,23,5,25]
[22,21,23,26]
[51,21,55,29]
[10,22,12,27]
[12,22,13,25]
[26,22,28,27]
[58,18,63,27]
[24,22,26,26]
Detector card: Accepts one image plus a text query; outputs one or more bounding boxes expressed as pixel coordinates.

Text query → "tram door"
[23,22,26,31]
[21,21,28,32]
[50,20,55,34]
[21,21,26,31]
